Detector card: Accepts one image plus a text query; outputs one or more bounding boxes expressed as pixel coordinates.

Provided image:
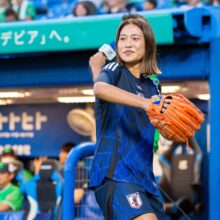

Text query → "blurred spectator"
[180,0,204,8]
[13,0,36,21]
[101,0,141,14]
[47,0,73,18]
[143,0,157,10]
[172,0,187,6]
[22,159,63,219]
[58,142,75,174]
[0,147,32,184]
[155,0,176,8]
[213,0,220,4]
[0,0,10,22]
[207,0,220,5]
[32,156,48,174]
[5,7,18,21]
[72,1,97,17]
[186,0,204,6]
[0,162,23,212]
[78,0,103,7]
[103,0,127,13]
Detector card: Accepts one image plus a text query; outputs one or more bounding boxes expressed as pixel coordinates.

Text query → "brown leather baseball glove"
[147,94,204,148]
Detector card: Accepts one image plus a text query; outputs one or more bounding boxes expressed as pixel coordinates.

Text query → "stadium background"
[0,1,219,220]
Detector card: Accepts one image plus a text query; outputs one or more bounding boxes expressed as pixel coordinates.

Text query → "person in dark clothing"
[89,15,170,220]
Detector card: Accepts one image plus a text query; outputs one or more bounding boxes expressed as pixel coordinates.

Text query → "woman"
[73,1,97,17]
[89,15,169,220]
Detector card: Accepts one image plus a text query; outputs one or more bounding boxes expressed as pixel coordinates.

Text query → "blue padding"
[79,190,104,219]
[0,211,24,220]
[35,212,52,220]
[51,171,63,198]
[159,155,171,169]
[24,171,63,198]
[23,170,63,213]
[132,2,144,10]
[23,175,38,200]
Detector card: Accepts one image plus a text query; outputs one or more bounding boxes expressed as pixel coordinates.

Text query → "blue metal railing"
[62,142,96,220]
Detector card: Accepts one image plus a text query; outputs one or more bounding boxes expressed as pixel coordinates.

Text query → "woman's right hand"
[89,52,106,81]
[145,95,172,113]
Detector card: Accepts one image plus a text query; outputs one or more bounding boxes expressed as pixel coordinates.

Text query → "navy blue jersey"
[90,62,161,195]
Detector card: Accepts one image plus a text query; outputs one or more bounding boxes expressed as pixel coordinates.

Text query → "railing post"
[62,142,95,220]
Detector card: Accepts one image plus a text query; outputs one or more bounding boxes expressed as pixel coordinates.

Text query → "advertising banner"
[0,104,90,157]
[0,13,173,54]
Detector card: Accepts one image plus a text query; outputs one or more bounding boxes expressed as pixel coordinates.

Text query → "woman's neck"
[126,62,141,78]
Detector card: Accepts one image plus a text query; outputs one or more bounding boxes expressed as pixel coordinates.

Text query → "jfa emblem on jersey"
[126,192,143,209]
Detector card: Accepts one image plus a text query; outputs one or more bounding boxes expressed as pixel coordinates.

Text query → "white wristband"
[99,44,116,61]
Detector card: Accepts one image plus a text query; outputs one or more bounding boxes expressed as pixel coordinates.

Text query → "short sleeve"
[4,187,23,211]
[95,62,121,86]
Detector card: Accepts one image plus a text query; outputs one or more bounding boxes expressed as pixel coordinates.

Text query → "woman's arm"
[93,81,150,111]
[89,52,106,81]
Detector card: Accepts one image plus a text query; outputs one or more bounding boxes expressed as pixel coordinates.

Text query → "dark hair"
[5,8,18,21]
[73,1,97,16]
[1,147,17,158]
[208,0,220,4]
[146,0,157,7]
[60,142,76,153]
[116,15,160,75]
[122,14,145,21]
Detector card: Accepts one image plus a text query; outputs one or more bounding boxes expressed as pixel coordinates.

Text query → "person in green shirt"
[0,0,10,22]
[13,0,36,21]
[0,162,23,211]
[0,147,33,184]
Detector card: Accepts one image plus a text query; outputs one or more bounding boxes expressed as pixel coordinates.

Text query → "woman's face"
[75,4,87,16]
[117,24,145,65]
[0,0,7,7]
[17,0,23,5]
